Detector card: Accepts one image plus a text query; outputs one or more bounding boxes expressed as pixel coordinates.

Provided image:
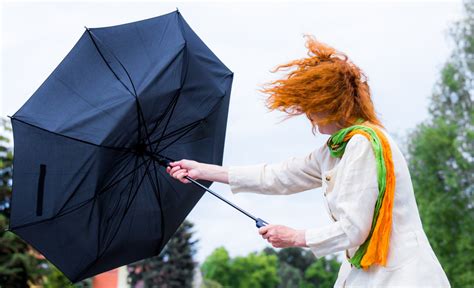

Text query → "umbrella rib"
[51,74,124,124]
[145,158,167,254]
[150,90,180,155]
[134,45,185,104]
[149,92,179,136]
[103,45,152,148]
[150,37,189,154]
[76,154,155,281]
[8,157,150,231]
[133,17,170,90]
[136,99,153,154]
[147,90,180,140]
[86,29,159,158]
[128,43,188,145]
[85,29,136,98]
[150,94,225,153]
[135,26,189,157]
[9,192,94,230]
[96,156,142,197]
[100,157,138,233]
[85,28,148,147]
[10,117,132,153]
[155,119,206,154]
[148,118,203,146]
[150,88,226,148]
[155,166,187,202]
[122,156,144,246]
[55,152,130,217]
[99,155,140,259]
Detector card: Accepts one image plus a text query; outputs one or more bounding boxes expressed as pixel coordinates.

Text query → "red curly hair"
[259,34,384,133]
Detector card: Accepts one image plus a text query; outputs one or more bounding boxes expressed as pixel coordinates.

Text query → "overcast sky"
[1,0,463,263]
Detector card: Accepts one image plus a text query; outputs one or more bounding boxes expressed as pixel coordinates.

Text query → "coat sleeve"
[305,134,379,258]
[227,144,324,195]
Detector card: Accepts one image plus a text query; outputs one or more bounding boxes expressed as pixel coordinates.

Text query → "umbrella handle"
[256,218,268,228]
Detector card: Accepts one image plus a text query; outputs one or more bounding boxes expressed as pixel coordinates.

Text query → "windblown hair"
[259,34,384,133]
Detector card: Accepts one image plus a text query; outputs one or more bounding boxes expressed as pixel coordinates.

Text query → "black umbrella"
[6,9,267,283]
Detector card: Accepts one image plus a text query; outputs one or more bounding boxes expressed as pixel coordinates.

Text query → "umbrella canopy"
[8,9,233,282]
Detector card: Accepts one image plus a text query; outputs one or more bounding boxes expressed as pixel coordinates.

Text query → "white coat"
[228,126,451,287]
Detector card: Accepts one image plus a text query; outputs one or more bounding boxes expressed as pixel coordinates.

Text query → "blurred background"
[1,0,472,287]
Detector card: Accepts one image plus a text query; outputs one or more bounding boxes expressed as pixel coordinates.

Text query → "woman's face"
[307,112,340,135]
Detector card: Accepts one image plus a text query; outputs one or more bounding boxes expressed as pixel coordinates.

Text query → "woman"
[166,35,450,287]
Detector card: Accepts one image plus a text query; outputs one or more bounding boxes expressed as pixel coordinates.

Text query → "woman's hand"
[258,224,307,248]
[166,159,202,184]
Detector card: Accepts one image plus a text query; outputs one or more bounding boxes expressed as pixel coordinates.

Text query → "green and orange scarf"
[326,119,395,270]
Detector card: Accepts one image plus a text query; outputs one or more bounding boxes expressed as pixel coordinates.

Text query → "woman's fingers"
[167,161,182,174]
[258,225,291,248]
[176,170,188,180]
[171,169,186,179]
[169,160,182,167]
[170,165,183,174]
[259,226,273,241]
[165,159,200,184]
[258,225,270,235]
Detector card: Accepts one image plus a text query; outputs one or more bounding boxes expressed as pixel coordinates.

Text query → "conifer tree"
[128,219,198,288]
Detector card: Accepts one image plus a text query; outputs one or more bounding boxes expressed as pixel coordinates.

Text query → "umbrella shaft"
[146,152,267,226]
[184,175,259,222]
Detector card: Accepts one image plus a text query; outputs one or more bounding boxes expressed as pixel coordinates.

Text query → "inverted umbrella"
[6,9,267,283]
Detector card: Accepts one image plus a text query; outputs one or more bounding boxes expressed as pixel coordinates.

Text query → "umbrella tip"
[84,26,90,31]
[176,7,180,13]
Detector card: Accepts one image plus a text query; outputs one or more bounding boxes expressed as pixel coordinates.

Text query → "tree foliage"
[406,0,474,286]
[202,246,339,288]
[127,219,198,288]
[0,118,13,218]
[301,257,340,288]
[201,247,280,288]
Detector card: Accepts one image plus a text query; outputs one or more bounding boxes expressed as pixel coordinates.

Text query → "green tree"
[203,246,340,288]
[127,219,198,288]
[0,118,13,218]
[201,247,232,285]
[277,262,302,288]
[263,247,340,288]
[406,0,474,286]
[274,247,316,275]
[201,247,280,288]
[201,278,223,288]
[0,214,45,287]
[301,257,340,288]
[41,264,92,288]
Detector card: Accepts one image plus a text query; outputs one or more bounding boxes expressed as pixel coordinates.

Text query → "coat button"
[325,175,331,181]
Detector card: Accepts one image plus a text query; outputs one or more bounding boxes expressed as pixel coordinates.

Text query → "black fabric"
[9,9,233,283]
